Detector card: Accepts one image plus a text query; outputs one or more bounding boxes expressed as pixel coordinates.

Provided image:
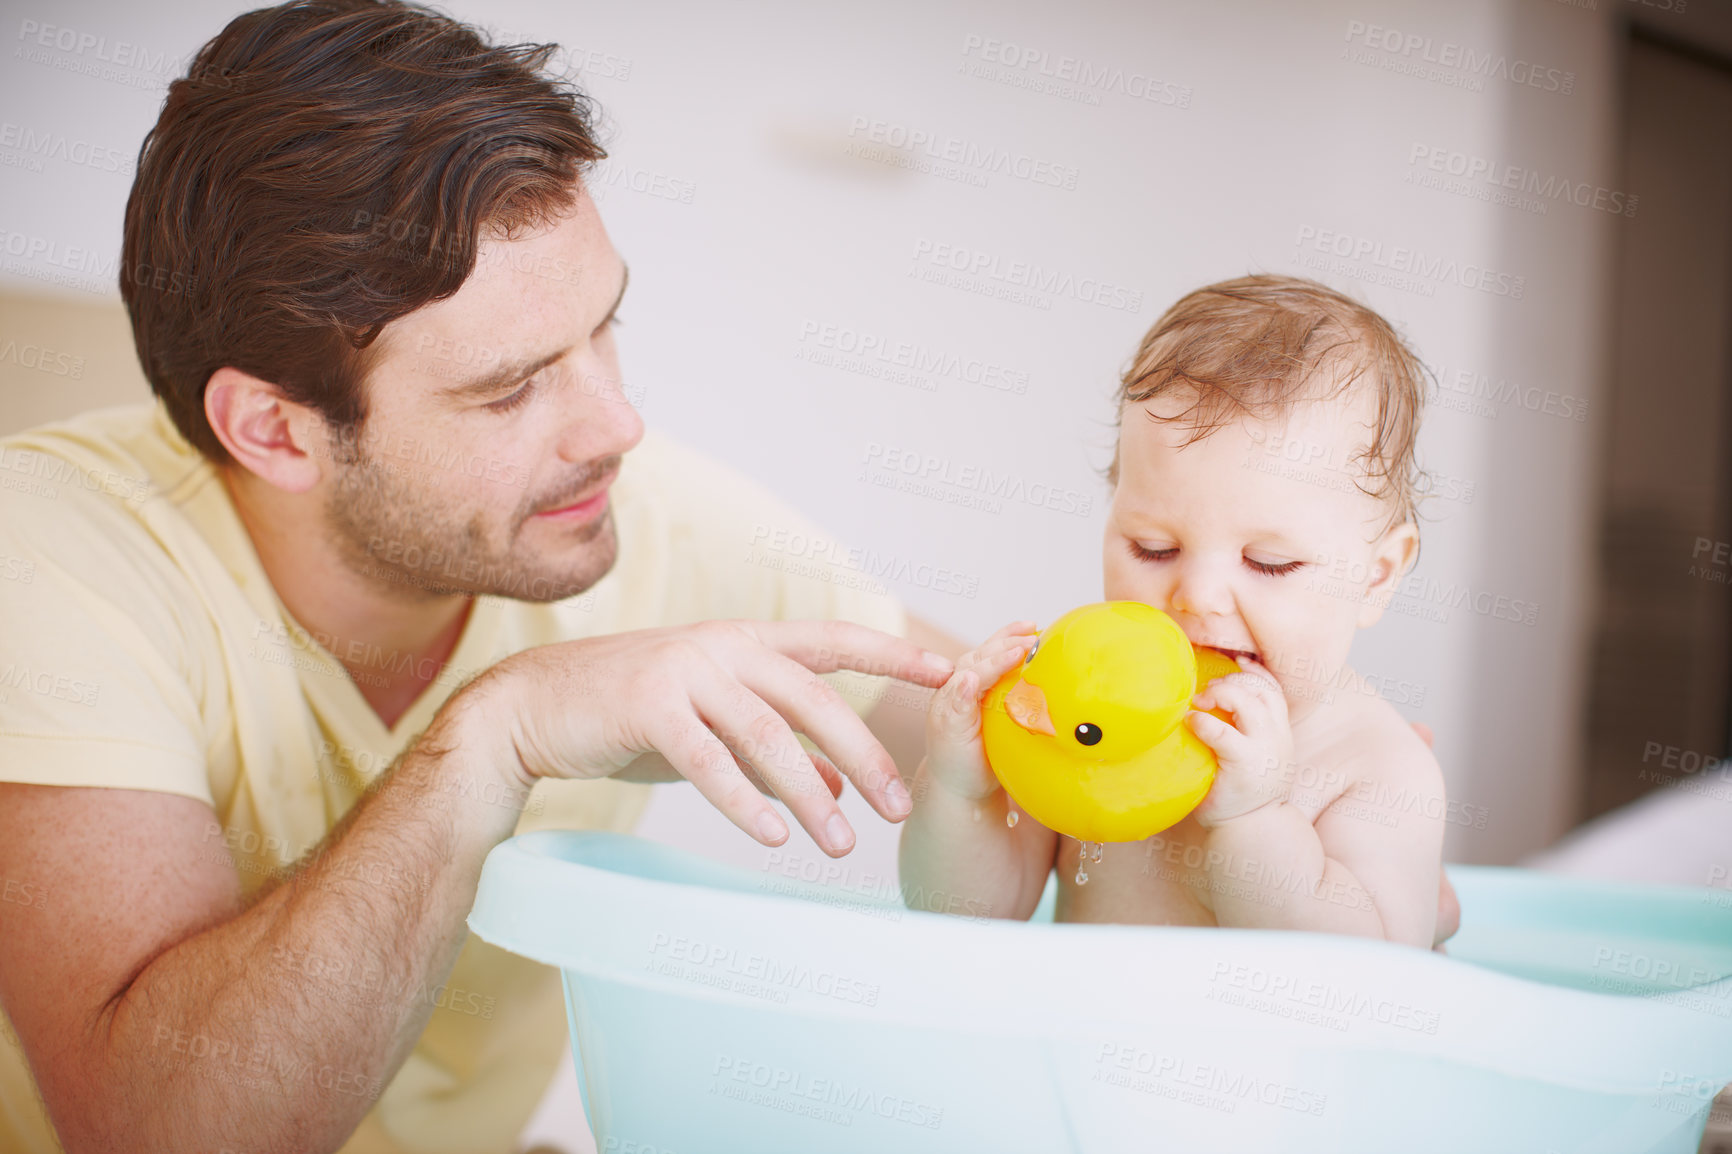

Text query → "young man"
[0,3,959,1151]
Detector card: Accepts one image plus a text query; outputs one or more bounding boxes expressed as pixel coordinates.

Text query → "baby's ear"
[1356,520,1419,628]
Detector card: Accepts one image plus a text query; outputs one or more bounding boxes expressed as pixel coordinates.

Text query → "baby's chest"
[1054,822,1219,926]
[1050,746,1364,926]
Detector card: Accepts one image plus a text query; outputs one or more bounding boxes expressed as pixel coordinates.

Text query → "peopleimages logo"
[1427,360,1589,423]
[846,116,1081,191]
[748,522,982,599]
[0,228,114,280]
[0,338,84,379]
[15,18,182,72]
[909,238,1143,313]
[13,18,190,92]
[1407,144,1637,217]
[958,34,1193,109]
[797,320,1029,395]
[861,441,1094,517]
[1293,225,1526,300]
[0,121,133,176]
[1342,20,1575,94]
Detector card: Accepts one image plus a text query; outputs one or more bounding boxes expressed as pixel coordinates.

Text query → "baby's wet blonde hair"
[1109,274,1431,533]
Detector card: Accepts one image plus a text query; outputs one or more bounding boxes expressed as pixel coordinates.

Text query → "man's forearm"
[70,688,521,1154]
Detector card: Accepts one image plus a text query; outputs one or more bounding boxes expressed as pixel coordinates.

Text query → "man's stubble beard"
[322,439,619,604]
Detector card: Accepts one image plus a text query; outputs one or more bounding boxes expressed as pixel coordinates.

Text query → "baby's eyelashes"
[1126,541,1176,564]
[1124,539,1307,577]
[1243,556,1305,576]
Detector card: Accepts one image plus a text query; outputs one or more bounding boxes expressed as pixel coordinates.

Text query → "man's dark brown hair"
[120,0,605,464]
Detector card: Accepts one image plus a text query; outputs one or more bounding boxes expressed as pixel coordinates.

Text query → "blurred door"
[1585,28,1732,820]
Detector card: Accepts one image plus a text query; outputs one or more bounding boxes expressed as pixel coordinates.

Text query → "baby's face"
[1102,388,1415,721]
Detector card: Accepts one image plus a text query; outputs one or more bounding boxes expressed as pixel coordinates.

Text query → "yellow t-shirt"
[0,400,905,1154]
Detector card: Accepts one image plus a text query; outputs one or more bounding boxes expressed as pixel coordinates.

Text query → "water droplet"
[1075,866,1089,885]
[1092,842,1104,864]
[1006,810,1019,828]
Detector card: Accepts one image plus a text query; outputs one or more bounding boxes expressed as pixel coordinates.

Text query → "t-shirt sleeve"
[634,431,908,716]
[0,476,211,803]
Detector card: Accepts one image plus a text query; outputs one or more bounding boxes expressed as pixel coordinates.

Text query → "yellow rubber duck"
[981,601,1240,843]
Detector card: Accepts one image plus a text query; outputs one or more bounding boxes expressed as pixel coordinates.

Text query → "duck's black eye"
[1023,636,1041,665]
[1074,723,1102,746]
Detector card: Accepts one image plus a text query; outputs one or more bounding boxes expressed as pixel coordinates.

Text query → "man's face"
[322,185,642,603]
[1101,387,1403,720]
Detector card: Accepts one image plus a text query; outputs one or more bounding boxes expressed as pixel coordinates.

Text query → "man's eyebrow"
[435,346,570,401]
[433,263,629,401]
[602,262,629,327]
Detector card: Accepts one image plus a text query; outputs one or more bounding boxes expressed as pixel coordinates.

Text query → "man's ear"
[1356,518,1419,628]
[204,367,334,493]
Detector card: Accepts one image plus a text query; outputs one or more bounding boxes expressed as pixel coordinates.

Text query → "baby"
[900,274,1446,948]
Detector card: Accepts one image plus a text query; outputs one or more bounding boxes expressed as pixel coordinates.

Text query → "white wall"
[0,0,1633,868]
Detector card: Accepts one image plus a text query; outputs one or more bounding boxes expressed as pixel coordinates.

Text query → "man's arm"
[0,699,515,1154]
[0,618,948,1153]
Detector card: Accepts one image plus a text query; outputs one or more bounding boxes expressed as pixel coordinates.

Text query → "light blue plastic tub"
[468,831,1732,1153]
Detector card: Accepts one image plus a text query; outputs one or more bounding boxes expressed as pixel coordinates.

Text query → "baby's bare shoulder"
[1338,692,1432,766]
[1292,692,1438,806]
[1308,692,1445,822]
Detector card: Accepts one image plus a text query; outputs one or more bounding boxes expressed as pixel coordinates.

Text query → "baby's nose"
[1168,562,1235,618]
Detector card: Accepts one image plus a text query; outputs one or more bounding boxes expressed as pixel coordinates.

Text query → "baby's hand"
[922,620,1039,801]
[1186,657,1296,827]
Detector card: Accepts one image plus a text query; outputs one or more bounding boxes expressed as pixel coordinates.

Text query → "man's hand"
[469,619,954,856]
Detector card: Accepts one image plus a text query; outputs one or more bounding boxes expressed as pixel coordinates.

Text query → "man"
[0,3,961,1151]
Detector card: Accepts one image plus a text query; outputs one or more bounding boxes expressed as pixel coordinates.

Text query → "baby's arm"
[898,623,1059,923]
[1306,727,1446,947]
[1188,665,1444,947]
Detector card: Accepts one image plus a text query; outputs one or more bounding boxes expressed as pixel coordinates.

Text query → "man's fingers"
[740,619,955,688]
[733,650,911,823]
[736,751,844,801]
[648,713,791,847]
[684,659,858,855]
[611,752,684,784]
[811,752,845,799]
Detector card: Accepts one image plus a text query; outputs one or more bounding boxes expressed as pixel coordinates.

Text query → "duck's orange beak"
[1004,679,1056,735]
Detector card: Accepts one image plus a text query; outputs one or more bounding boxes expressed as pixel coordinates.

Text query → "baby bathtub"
[468,831,1732,1154]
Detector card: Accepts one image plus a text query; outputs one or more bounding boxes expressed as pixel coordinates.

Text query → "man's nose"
[554,357,644,465]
